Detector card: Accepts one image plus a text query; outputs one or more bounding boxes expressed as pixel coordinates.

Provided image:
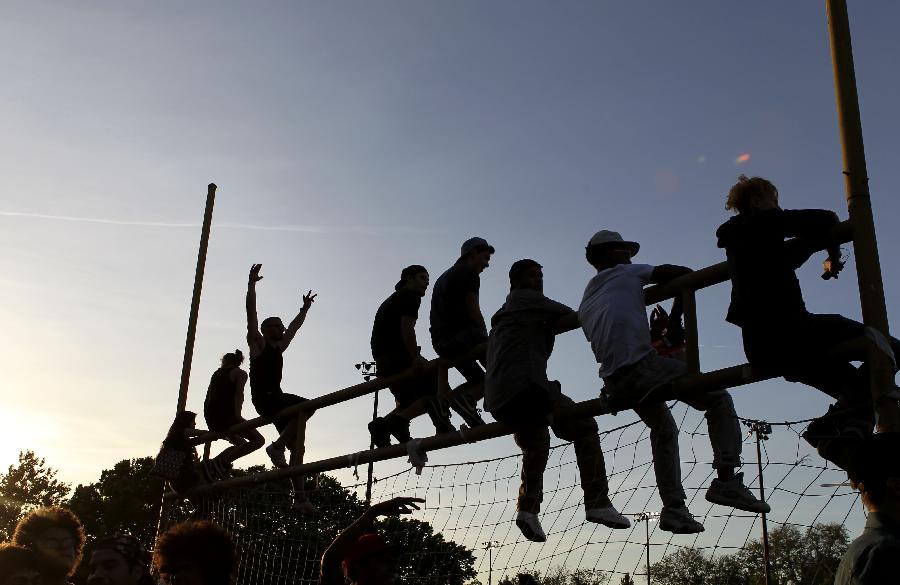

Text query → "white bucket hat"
[586,230,640,256]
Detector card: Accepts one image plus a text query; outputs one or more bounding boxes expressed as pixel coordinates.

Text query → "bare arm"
[320,497,424,585]
[550,310,580,335]
[464,292,487,335]
[231,368,248,416]
[247,265,265,356]
[280,290,317,351]
[650,264,693,285]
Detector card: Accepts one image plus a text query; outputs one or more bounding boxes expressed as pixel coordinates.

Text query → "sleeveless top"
[250,343,283,402]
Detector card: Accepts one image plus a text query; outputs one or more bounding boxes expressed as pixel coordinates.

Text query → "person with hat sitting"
[835,432,900,584]
[319,496,424,585]
[368,265,457,447]
[578,229,768,534]
[86,534,153,585]
[428,237,496,428]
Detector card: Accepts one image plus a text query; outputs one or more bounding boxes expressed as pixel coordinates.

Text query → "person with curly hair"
[87,534,153,585]
[11,506,85,585]
[717,174,900,469]
[0,544,41,585]
[153,520,236,585]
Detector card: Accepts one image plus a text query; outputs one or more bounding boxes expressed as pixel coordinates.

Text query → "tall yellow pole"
[177,183,217,413]
[825,0,898,430]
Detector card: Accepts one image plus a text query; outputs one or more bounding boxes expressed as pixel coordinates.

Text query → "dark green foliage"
[0,450,70,540]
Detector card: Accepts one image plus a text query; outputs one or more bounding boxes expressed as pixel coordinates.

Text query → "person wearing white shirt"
[578,230,769,534]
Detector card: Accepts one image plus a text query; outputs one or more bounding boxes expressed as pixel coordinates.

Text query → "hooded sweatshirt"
[484,289,574,412]
[716,208,838,329]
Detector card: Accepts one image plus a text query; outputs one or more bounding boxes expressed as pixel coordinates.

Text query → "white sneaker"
[515,511,547,542]
[659,504,705,534]
[586,506,631,529]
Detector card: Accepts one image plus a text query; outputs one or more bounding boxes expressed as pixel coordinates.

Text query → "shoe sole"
[659,520,705,534]
[587,516,631,529]
[515,519,546,542]
[705,492,771,514]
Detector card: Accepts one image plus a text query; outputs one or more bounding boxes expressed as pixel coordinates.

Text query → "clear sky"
[1,0,898,557]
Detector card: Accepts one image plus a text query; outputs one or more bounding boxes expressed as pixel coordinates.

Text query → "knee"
[248,432,265,450]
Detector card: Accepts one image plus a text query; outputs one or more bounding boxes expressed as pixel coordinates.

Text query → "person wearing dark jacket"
[486,259,628,542]
[716,175,900,469]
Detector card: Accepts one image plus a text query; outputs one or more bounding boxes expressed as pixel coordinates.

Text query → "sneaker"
[803,403,874,447]
[368,417,392,448]
[515,511,547,542]
[705,472,770,513]
[659,504,704,534]
[424,396,456,434]
[448,392,486,428]
[384,414,412,444]
[586,506,631,529]
[266,443,288,468]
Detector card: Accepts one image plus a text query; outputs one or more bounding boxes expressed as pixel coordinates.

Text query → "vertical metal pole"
[176,183,216,413]
[754,423,772,585]
[682,289,701,375]
[366,389,379,505]
[488,544,493,585]
[825,0,898,430]
[645,518,651,585]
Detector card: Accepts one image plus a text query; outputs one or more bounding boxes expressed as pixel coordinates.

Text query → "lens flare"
[736,153,751,163]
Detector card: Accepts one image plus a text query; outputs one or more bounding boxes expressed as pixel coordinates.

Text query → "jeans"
[493,385,610,514]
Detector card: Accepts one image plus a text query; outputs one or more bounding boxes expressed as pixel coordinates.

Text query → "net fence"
[159,402,861,584]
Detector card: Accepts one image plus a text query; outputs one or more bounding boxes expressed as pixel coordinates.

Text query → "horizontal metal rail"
[170,337,867,499]
[187,221,853,447]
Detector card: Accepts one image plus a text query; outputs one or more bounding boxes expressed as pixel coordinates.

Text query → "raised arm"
[280,290,316,351]
[247,264,265,356]
[319,497,424,585]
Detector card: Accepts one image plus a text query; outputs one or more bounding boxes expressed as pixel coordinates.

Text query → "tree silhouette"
[0,450,70,540]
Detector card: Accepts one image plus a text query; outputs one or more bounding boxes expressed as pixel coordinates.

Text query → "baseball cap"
[459,237,495,259]
[395,265,427,291]
[586,230,640,256]
[342,533,394,568]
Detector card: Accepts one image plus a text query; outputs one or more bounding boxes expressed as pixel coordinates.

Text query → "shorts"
[602,353,687,410]
[381,368,442,409]
[253,392,308,433]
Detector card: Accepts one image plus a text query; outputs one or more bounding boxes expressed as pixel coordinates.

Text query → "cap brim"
[625,242,640,256]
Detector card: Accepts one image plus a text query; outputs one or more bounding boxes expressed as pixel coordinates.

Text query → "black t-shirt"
[429,261,485,350]
[716,207,838,329]
[371,289,422,371]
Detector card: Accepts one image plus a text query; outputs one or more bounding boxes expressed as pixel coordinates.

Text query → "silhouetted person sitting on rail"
[579,230,769,534]
[835,432,900,585]
[246,263,318,514]
[716,175,900,469]
[368,265,455,447]
[486,259,628,542]
[203,349,265,480]
[429,237,495,428]
[319,496,423,585]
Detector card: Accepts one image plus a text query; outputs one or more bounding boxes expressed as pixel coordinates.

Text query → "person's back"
[430,261,485,353]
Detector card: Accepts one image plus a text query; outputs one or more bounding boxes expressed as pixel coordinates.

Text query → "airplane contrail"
[0,210,391,234]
